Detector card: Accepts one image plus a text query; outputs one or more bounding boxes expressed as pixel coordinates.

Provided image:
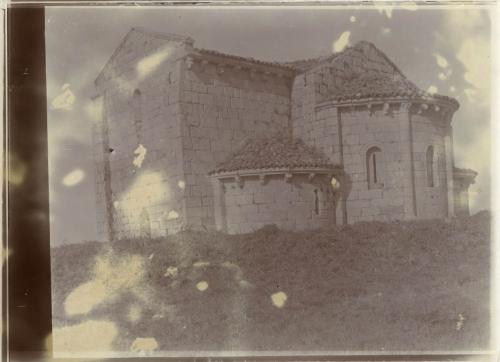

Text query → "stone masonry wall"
[411,112,448,218]
[339,105,408,223]
[91,96,110,240]
[291,41,452,224]
[179,61,292,229]
[93,32,190,240]
[292,41,398,152]
[220,174,335,234]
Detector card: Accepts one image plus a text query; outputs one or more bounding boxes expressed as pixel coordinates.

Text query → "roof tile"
[210,134,337,174]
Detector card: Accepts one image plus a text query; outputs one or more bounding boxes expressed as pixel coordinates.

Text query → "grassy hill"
[51,212,491,354]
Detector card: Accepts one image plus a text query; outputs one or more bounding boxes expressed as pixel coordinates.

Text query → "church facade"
[92,28,476,240]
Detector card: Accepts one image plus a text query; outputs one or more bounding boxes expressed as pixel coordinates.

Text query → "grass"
[51,212,491,353]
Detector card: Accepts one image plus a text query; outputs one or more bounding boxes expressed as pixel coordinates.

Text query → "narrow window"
[133,89,142,140]
[314,189,319,215]
[140,208,151,239]
[367,146,383,189]
[426,145,434,187]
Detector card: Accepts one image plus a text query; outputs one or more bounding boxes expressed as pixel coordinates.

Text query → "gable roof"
[282,41,403,74]
[294,41,458,107]
[324,72,459,106]
[95,27,193,86]
[194,48,295,71]
[210,134,337,175]
[329,72,419,100]
[96,30,457,107]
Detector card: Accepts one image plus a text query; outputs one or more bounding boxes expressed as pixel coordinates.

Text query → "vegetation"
[51,212,491,352]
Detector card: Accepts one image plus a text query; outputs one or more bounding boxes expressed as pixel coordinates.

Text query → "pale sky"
[46,6,492,246]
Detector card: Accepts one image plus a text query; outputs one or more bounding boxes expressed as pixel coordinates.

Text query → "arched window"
[133,89,142,140]
[313,189,320,215]
[139,208,151,239]
[367,146,383,189]
[426,146,434,187]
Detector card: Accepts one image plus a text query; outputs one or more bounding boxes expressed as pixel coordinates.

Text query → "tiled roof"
[325,73,459,106]
[196,48,295,71]
[282,54,339,72]
[210,135,336,175]
[453,167,477,186]
[329,73,420,100]
[453,167,478,178]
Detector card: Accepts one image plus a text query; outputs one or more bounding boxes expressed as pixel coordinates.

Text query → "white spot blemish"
[152,313,164,320]
[193,261,210,268]
[62,169,85,187]
[127,305,142,323]
[8,155,27,186]
[64,280,107,316]
[133,144,147,168]
[331,176,340,191]
[401,2,418,10]
[130,337,158,354]
[177,180,186,189]
[196,281,209,291]
[434,53,449,68]
[148,253,154,260]
[427,85,438,95]
[456,313,466,330]
[333,31,351,53]
[377,7,393,19]
[271,291,288,308]
[350,16,356,23]
[118,171,170,225]
[51,83,76,111]
[464,88,478,102]
[239,280,252,289]
[113,201,119,209]
[2,248,12,267]
[450,85,456,92]
[164,266,178,278]
[52,320,118,353]
[166,210,179,220]
[64,253,146,317]
[84,97,103,123]
[382,27,391,35]
[136,46,171,80]
[457,36,490,96]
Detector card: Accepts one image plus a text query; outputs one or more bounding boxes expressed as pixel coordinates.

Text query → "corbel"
[249,69,257,80]
[418,103,428,115]
[185,56,194,70]
[217,64,225,75]
[200,59,209,71]
[383,102,390,115]
[235,175,244,188]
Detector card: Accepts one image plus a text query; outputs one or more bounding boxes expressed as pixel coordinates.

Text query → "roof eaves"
[195,48,296,72]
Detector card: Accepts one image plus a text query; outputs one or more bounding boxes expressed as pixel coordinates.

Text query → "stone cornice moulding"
[315,96,459,120]
[209,166,342,181]
[185,52,295,79]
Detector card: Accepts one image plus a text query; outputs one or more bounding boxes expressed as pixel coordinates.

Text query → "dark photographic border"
[3,3,495,361]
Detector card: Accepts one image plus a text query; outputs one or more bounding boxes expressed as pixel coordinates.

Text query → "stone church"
[92,28,477,240]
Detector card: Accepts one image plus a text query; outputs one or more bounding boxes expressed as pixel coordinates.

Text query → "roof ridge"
[194,47,295,70]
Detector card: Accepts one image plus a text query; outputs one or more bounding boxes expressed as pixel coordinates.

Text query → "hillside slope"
[51,212,491,354]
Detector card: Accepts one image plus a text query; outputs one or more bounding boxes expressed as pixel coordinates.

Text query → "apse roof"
[209,134,338,175]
